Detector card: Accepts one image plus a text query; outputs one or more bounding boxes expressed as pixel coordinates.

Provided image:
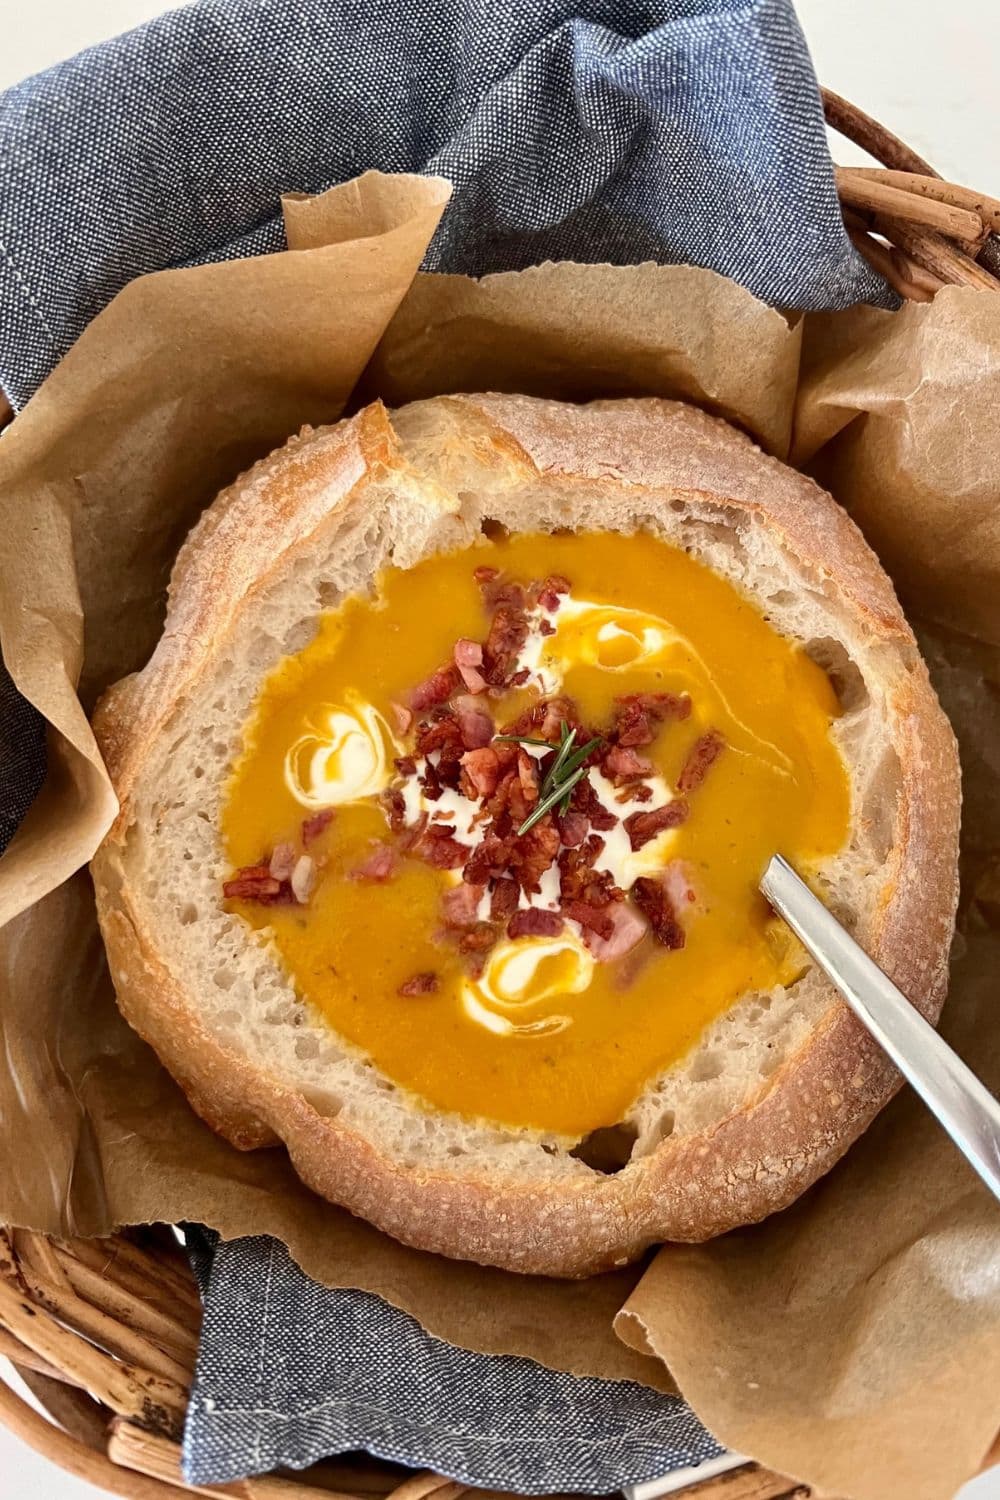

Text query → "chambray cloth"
[184,1230,724,1489]
[0,0,892,1489]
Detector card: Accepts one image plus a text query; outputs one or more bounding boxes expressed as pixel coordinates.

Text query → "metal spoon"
[760,853,1000,1204]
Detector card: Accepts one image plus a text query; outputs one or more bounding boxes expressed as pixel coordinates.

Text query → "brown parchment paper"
[1,175,999,1498]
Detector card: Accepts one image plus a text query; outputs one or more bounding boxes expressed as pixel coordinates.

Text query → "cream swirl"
[461,934,594,1038]
[283,695,396,808]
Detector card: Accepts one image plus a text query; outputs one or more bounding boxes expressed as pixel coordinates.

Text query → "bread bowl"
[90,393,960,1277]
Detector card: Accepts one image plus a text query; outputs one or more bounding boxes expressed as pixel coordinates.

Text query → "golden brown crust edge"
[90,394,961,1277]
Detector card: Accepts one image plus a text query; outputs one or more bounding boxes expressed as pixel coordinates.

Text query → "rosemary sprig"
[497,723,604,836]
[517,766,588,836]
[493,734,552,748]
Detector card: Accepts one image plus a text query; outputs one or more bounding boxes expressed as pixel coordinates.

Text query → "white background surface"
[1,1,998,1496]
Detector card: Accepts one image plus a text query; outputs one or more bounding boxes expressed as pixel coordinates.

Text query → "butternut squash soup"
[221,531,849,1137]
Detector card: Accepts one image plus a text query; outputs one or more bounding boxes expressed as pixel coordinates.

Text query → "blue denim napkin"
[0,0,890,1488]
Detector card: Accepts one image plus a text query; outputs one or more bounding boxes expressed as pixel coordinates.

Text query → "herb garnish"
[496,724,604,836]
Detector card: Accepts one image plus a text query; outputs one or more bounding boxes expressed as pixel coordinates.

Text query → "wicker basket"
[1,90,998,1500]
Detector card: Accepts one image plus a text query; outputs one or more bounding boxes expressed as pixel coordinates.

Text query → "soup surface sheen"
[223,532,850,1137]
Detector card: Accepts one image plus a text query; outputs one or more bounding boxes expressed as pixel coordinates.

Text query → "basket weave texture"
[1,90,998,1500]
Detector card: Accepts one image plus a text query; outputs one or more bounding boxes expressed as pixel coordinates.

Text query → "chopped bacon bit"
[540,697,575,741]
[489,877,520,923]
[482,605,529,685]
[455,638,484,666]
[473,565,499,585]
[442,881,485,927]
[584,901,648,963]
[538,574,571,612]
[631,876,686,949]
[398,972,439,996]
[415,714,465,760]
[269,842,297,881]
[538,619,556,637]
[603,745,654,780]
[352,842,397,882]
[382,787,407,833]
[556,809,589,848]
[462,838,497,887]
[390,701,413,735]
[453,695,494,750]
[291,855,316,903]
[558,837,620,911]
[394,755,417,778]
[677,729,725,793]
[508,908,563,940]
[572,778,619,831]
[509,815,561,893]
[517,748,540,803]
[631,783,653,803]
[458,921,499,956]
[509,667,531,685]
[454,638,488,694]
[478,571,527,612]
[415,824,469,869]
[419,760,443,800]
[614,691,691,747]
[410,664,461,711]
[223,865,282,901]
[460,746,500,799]
[301,809,334,845]
[624,799,689,850]
[398,810,428,852]
[563,899,615,941]
[661,860,699,909]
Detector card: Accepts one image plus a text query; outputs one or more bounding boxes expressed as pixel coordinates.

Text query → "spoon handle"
[761,854,1000,1204]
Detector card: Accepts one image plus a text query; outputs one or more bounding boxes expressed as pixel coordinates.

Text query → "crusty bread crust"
[91,395,960,1276]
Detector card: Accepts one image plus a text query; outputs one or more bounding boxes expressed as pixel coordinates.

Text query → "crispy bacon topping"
[571,778,619,832]
[269,842,297,881]
[223,865,283,902]
[482,605,529,686]
[410,665,461,710]
[442,881,485,927]
[230,564,712,969]
[454,695,494,749]
[301,809,334,845]
[562,899,615,941]
[415,823,469,869]
[613,691,691,747]
[507,908,563,940]
[454,638,488,694]
[398,972,439,996]
[603,744,654,780]
[537,574,571,612]
[623,799,689,850]
[352,842,397,882]
[631,876,686,949]
[584,901,648,962]
[677,729,725,793]
[556,809,589,848]
[517,748,540,803]
[489,876,520,923]
[382,787,407,834]
[460,746,500,799]
[458,921,500,958]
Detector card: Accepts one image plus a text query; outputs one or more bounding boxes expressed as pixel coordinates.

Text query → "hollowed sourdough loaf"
[91,395,960,1277]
